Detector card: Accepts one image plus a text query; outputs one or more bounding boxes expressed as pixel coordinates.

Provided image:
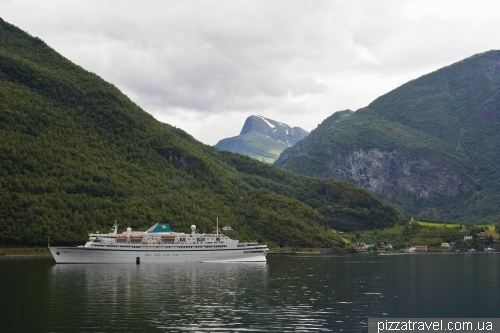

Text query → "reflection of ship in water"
[49,222,268,263]
[49,261,269,331]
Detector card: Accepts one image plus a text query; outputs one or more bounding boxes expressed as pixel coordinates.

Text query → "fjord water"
[1,254,499,332]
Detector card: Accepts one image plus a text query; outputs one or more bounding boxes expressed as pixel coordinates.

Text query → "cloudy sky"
[3,0,500,145]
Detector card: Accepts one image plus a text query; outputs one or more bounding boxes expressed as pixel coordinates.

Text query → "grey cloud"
[38,1,372,114]
[3,0,500,145]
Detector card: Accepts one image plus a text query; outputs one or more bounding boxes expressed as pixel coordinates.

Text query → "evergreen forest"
[0,20,403,247]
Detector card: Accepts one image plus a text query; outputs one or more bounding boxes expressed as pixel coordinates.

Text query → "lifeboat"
[129,234,144,241]
[116,234,128,241]
[162,234,175,243]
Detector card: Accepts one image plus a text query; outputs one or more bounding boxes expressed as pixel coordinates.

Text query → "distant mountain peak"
[239,115,308,147]
[215,115,309,163]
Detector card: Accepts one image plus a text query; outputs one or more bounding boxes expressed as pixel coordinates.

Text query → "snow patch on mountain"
[257,115,275,129]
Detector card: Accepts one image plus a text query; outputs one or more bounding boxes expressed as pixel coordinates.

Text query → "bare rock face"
[322,148,476,202]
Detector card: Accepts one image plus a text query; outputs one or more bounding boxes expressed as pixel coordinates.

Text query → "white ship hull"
[49,246,267,264]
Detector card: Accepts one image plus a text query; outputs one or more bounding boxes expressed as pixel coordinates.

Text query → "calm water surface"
[1,253,499,332]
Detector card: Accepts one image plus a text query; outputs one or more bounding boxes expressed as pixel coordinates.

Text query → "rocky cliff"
[322,148,476,201]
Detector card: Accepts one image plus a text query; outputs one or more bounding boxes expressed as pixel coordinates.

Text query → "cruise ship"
[49,222,268,264]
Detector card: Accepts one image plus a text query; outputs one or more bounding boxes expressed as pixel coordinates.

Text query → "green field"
[418,221,495,230]
[418,221,462,228]
[347,222,499,250]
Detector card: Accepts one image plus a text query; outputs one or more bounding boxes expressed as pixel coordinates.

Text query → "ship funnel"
[191,225,196,235]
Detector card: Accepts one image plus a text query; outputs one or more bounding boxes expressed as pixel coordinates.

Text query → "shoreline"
[0,254,52,259]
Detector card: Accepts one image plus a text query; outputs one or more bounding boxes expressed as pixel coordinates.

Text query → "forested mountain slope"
[0,20,402,246]
[276,51,500,224]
